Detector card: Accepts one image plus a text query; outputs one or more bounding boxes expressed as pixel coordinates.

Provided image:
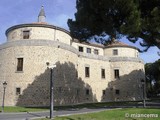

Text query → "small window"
[102,90,106,95]
[79,46,83,52]
[16,88,21,95]
[76,89,80,96]
[86,89,89,95]
[85,67,90,77]
[115,89,120,95]
[17,58,23,71]
[94,49,99,55]
[86,48,91,53]
[76,71,78,77]
[114,69,119,79]
[101,69,105,79]
[113,49,118,55]
[23,30,30,39]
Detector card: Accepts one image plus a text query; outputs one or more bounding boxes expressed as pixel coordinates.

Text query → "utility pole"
[1,81,7,113]
[47,63,56,119]
[50,68,54,119]
[141,79,146,108]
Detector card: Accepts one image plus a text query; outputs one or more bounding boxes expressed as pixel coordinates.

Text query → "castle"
[0,7,145,106]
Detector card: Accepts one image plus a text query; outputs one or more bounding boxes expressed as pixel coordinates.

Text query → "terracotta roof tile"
[105,38,138,50]
[73,38,137,49]
[106,40,130,47]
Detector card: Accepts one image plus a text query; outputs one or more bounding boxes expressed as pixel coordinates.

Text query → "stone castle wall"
[72,42,104,55]
[104,47,138,57]
[0,41,78,106]
[0,24,145,107]
[6,24,72,45]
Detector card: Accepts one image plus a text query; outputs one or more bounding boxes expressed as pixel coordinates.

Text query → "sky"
[0,0,159,63]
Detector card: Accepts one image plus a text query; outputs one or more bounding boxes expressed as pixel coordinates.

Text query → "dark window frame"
[16,87,21,95]
[17,58,23,71]
[113,49,118,55]
[86,89,89,95]
[94,49,99,55]
[86,48,91,53]
[85,67,90,77]
[114,69,120,79]
[23,30,30,39]
[76,89,80,96]
[76,71,78,78]
[101,69,105,79]
[79,46,83,52]
[103,90,106,95]
[115,89,120,95]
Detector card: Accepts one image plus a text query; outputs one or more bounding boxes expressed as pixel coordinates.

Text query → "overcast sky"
[0,0,159,63]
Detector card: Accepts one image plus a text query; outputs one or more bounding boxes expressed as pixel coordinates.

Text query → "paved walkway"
[0,102,159,120]
[0,108,110,120]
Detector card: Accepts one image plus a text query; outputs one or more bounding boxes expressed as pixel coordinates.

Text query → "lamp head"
[46,62,50,66]
[3,81,7,88]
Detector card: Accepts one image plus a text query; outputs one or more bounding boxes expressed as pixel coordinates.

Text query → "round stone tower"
[0,7,78,106]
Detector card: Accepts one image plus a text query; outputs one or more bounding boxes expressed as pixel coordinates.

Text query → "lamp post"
[2,81,7,112]
[141,79,146,108]
[47,62,56,119]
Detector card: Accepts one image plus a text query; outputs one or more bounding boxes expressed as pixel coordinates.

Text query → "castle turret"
[38,6,46,22]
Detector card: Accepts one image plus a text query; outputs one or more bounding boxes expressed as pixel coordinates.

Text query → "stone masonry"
[0,7,145,106]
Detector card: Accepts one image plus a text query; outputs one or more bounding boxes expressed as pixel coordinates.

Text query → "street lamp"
[2,81,7,112]
[141,79,146,108]
[46,62,56,119]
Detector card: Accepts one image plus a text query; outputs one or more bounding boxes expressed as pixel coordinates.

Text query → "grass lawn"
[0,106,49,112]
[36,108,160,120]
[0,101,135,113]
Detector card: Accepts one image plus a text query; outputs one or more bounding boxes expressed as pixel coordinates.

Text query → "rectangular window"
[103,90,106,95]
[76,89,80,96]
[113,49,118,55]
[76,71,78,78]
[101,69,105,78]
[86,89,89,95]
[16,87,21,95]
[23,30,30,39]
[17,58,23,71]
[79,46,83,52]
[85,67,90,77]
[115,89,120,95]
[114,69,119,79]
[86,48,91,53]
[94,49,99,55]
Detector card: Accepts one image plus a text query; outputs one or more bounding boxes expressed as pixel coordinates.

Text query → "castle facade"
[0,7,145,106]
